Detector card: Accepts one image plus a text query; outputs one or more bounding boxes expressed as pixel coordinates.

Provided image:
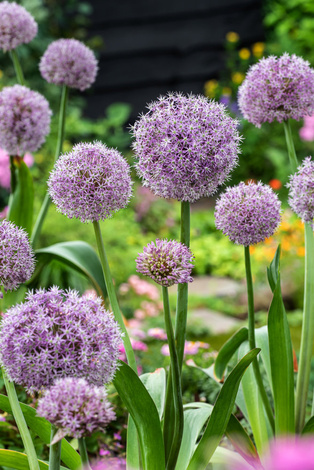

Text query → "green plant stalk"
[162,287,184,470]
[295,223,314,432]
[31,85,69,247]
[244,246,275,433]
[78,438,91,470]
[9,155,17,193]
[283,120,299,173]
[2,368,40,470]
[49,426,61,470]
[10,49,25,85]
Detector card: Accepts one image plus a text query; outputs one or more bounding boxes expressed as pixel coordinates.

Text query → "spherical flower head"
[0,287,122,393]
[215,181,281,246]
[0,85,52,156]
[287,156,314,225]
[136,239,194,287]
[238,53,314,127]
[131,92,241,202]
[37,378,115,441]
[0,220,35,292]
[0,2,37,52]
[39,39,98,91]
[48,141,132,223]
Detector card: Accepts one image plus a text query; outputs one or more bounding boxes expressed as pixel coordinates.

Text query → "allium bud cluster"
[215,181,281,246]
[0,85,51,156]
[0,1,37,52]
[136,239,194,287]
[238,53,314,127]
[287,157,314,225]
[37,378,115,440]
[132,92,241,202]
[0,287,121,393]
[40,39,98,91]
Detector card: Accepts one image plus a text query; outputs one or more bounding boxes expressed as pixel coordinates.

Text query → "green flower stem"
[162,287,184,470]
[10,49,25,85]
[283,120,299,173]
[295,223,314,432]
[245,246,275,433]
[31,85,69,247]
[9,155,17,193]
[78,438,91,470]
[48,426,61,470]
[2,368,40,470]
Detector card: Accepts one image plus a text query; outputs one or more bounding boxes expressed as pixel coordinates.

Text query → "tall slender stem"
[49,425,61,470]
[162,287,184,470]
[31,85,69,247]
[296,223,314,431]
[283,120,299,173]
[78,438,91,470]
[245,246,275,432]
[10,49,25,85]
[2,368,40,470]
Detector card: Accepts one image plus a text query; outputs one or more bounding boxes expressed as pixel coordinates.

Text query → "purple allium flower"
[0,219,35,292]
[238,53,314,127]
[0,287,121,393]
[48,141,132,223]
[0,1,37,52]
[136,239,194,287]
[0,85,52,156]
[215,181,281,246]
[37,378,115,441]
[131,92,241,202]
[287,157,314,225]
[40,39,98,91]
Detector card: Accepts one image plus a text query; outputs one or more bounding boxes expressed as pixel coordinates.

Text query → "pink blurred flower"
[0,206,8,219]
[0,148,34,190]
[161,341,209,357]
[299,115,314,141]
[91,457,126,470]
[128,275,159,300]
[147,327,167,340]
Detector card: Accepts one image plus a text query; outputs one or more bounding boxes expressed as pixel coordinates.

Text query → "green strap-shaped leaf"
[226,414,260,467]
[302,416,314,434]
[35,241,107,298]
[187,348,260,470]
[267,245,281,293]
[214,328,248,380]
[0,394,81,470]
[8,160,34,235]
[255,326,273,395]
[140,368,166,420]
[0,450,68,470]
[113,361,165,470]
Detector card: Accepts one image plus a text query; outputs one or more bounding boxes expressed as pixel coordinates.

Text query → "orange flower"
[269,179,282,190]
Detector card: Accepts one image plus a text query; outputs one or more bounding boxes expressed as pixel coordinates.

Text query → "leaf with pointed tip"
[214,328,248,380]
[302,416,314,434]
[267,245,281,293]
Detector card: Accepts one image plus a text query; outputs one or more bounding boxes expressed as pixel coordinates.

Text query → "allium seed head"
[40,39,98,91]
[0,220,35,292]
[48,141,133,223]
[131,92,241,202]
[136,239,194,287]
[238,53,314,127]
[37,378,115,440]
[0,1,37,52]
[0,287,122,393]
[287,157,314,226]
[0,85,52,156]
[215,181,282,246]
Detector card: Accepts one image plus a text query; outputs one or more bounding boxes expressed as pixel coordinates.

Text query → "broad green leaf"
[113,361,165,470]
[0,395,81,470]
[140,368,166,420]
[268,277,295,434]
[0,449,68,470]
[226,414,260,467]
[187,348,260,470]
[267,245,281,293]
[210,446,248,468]
[8,160,34,235]
[302,416,314,434]
[255,326,273,395]
[238,342,270,454]
[214,328,248,380]
[35,241,107,298]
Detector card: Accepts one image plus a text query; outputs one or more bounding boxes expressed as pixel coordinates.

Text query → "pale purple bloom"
[131,92,241,202]
[0,1,37,52]
[215,181,281,246]
[0,287,121,393]
[238,53,314,127]
[0,220,35,292]
[0,148,34,190]
[161,341,209,356]
[287,157,314,225]
[147,327,167,340]
[40,39,98,91]
[48,141,132,223]
[37,378,115,441]
[136,239,194,287]
[0,85,52,156]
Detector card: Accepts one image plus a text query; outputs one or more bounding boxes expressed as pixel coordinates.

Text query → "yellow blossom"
[231,72,245,84]
[204,79,218,97]
[239,48,250,60]
[226,32,239,43]
[222,87,232,96]
[252,42,265,58]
